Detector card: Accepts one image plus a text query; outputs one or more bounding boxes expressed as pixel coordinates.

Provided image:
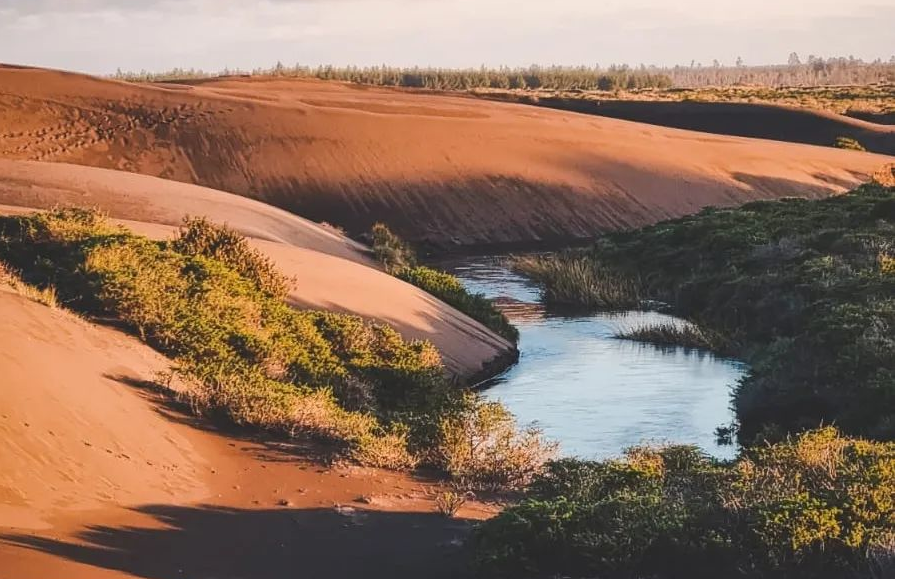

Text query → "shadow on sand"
[1,503,478,579]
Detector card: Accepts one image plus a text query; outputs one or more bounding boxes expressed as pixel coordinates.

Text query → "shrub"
[173,217,291,298]
[471,428,895,579]
[834,136,867,152]
[370,223,518,343]
[371,222,417,273]
[435,490,470,517]
[396,266,519,343]
[437,394,557,491]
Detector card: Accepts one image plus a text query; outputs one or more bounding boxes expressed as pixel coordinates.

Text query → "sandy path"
[0,65,891,247]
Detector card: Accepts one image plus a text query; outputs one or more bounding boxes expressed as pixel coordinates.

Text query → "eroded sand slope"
[0,65,891,246]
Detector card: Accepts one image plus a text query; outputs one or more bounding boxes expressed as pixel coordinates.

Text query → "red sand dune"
[0,287,496,579]
[0,159,514,381]
[482,95,895,155]
[0,65,891,247]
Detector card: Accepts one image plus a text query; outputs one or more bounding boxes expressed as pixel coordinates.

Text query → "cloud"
[0,0,893,74]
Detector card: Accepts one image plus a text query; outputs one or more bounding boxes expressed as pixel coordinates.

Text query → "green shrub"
[370,223,518,343]
[396,266,519,343]
[437,394,557,491]
[371,222,417,273]
[834,136,867,151]
[471,428,895,579]
[173,216,291,298]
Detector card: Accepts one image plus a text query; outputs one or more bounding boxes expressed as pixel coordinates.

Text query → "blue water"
[443,256,745,460]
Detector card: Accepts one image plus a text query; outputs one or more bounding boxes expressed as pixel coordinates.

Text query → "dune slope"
[0,286,495,579]
[482,96,895,155]
[0,159,514,380]
[0,65,891,246]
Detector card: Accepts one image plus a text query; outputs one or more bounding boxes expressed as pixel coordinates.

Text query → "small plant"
[370,222,417,273]
[435,490,470,517]
[0,262,58,308]
[834,136,867,151]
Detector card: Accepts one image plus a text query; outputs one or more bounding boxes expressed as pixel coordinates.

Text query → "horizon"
[0,1,894,76]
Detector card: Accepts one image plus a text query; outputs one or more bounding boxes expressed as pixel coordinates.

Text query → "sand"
[0,159,514,381]
[0,288,496,578]
[478,95,895,154]
[0,65,892,247]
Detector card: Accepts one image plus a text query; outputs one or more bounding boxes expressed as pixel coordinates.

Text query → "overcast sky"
[0,0,894,74]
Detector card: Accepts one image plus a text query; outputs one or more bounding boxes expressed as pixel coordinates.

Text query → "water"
[441,256,746,460]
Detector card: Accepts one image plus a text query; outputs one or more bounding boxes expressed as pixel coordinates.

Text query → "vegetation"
[0,208,551,486]
[370,223,518,343]
[515,182,894,446]
[435,490,470,518]
[112,57,894,95]
[512,253,639,310]
[834,136,867,151]
[470,428,895,579]
[615,321,725,353]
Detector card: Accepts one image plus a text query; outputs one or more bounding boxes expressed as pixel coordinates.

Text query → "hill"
[0,65,891,247]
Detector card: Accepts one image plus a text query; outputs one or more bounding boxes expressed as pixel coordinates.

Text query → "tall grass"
[615,321,726,353]
[511,253,640,310]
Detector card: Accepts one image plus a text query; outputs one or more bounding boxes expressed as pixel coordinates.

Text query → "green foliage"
[371,223,518,343]
[512,253,640,310]
[0,209,549,484]
[518,183,895,444]
[396,266,519,343]
[370,221,417,273]
[834,136,867,151]
[438,394,557,491]
[113,64,673,91]
[173,217,291,298]
[471,428,895,579]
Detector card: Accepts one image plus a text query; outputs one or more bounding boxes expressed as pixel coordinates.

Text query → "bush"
[396,266,519,343]
[437,394,557,491]
[371,222,417,273]
[471,428,895,579]
[173,216,291,298]
[834,136,867,152]
[370,224,518,343]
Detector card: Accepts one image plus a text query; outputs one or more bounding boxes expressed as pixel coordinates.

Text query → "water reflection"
[439,255,745,460]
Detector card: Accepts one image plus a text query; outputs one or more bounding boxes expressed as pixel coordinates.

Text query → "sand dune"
[0,159,514,381]
[0,65,891,247]
[0,286,495,578]
[492,96,895,155]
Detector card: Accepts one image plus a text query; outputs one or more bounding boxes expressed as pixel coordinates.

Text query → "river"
[441,255,746,460]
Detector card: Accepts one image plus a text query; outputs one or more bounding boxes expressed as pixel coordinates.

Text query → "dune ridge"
[0,65,891,247]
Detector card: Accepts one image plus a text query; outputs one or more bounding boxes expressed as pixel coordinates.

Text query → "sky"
[0,0,894,74]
